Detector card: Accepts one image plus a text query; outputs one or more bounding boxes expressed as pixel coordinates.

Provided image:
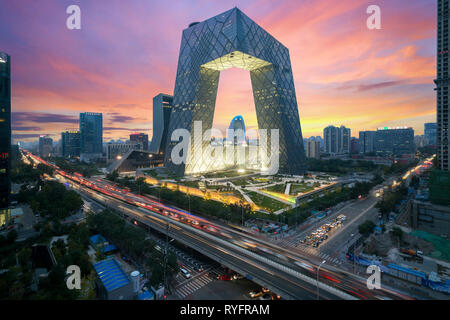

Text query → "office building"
[163,8,307,175]
[61,130,80,158]
[323,125,351,154]
[424,123,437,146]
[414,135,428,149]
[106,142,142,163]
[130,133,149,151]
[436,0,450,170]
[0,51,11,212]
[80,112,103,162]
[359,131,376,154]
[38,135,53,158]
[305,138,321,159]
[374,127,415,156]
[149,93,173,155]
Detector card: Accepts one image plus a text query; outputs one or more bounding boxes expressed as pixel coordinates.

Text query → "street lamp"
[316,260,326,300]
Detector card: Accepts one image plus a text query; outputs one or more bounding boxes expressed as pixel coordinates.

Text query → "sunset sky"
[0,0,437,143]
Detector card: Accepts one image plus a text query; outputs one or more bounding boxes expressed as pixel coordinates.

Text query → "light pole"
[316,260,326,300]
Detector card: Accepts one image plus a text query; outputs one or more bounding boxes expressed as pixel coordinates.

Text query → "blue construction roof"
[93,258,130,292]
[387,263,427,279]
[102,244,117,253]
[138,290,154,300]
[90,234,107,245]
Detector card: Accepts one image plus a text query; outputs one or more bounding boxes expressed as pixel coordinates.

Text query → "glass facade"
[61,130,81,157]
[164,7,306,175]
[374,128,415,156]
[149,93,173,154]
[130,133,149,151]
[80,112,103,161]
[0,51,10,209]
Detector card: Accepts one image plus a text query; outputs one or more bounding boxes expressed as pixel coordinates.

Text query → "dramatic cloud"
[1,0,435,142]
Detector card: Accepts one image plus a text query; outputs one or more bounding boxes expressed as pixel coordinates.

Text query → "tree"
[6,229,18,244]
[392,226,404,242]
[358,220,376,236]
[106,170,119,182]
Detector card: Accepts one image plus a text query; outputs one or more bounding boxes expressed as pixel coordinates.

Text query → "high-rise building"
[350,137,360,154]
[38,135,53,158]
[61,130,81,157]
[227,115,246,145]
[324,126,338,154]
[0,51,11,212]
[359,131,376,154]
[130,133,149,151]
[305,138,320,159]
[323,125,351,154]
[424,123,437,146]
[436,0,450,170]
[80,112,103,162]
[149,93,173,155]
[341,126,351,154]
[163,8,307,176]
[374,127,415,156]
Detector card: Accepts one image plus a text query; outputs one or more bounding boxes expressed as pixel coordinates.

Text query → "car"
[195,265,204,272]
[261,287,270,293]
[208,271,218,279]
[259,293,273,300]
[232,274,244,280]
[249,290,263,298]
[219,274,232,281]
[180,268,191,279]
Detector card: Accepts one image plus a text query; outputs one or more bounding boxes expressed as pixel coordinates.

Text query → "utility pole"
[163,222,169,299]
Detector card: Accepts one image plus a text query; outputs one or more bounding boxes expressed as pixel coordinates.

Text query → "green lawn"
[265,183,287,193]
[290,183,314,195]
[247,191,290,213]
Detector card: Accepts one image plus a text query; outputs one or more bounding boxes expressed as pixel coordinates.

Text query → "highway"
[23,150,414,300]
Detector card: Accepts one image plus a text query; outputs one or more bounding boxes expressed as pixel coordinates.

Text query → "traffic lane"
[75,181,379,300]
[61,174,381,300]
[85,188,341,300]
[320,206,379,256]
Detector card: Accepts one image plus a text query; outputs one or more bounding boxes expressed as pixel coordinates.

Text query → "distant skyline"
[0,0,436,143]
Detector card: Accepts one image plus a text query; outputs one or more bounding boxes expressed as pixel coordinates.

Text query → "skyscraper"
[436,0,450,170]
[0,51,11,212]
[61,130,81,157]
[424,123,437,146]
[163,8,306,176]
[80,112,103,162]
[227,115,246,145]
[323,125,351,154]
[149,93,173,155]
[39,135,53,158]
[130,133,149,151]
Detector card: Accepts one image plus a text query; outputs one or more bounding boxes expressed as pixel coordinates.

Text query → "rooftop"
[93,258,130,292]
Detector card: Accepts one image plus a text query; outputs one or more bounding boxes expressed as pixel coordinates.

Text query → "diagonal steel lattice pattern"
[164,7,307,176]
